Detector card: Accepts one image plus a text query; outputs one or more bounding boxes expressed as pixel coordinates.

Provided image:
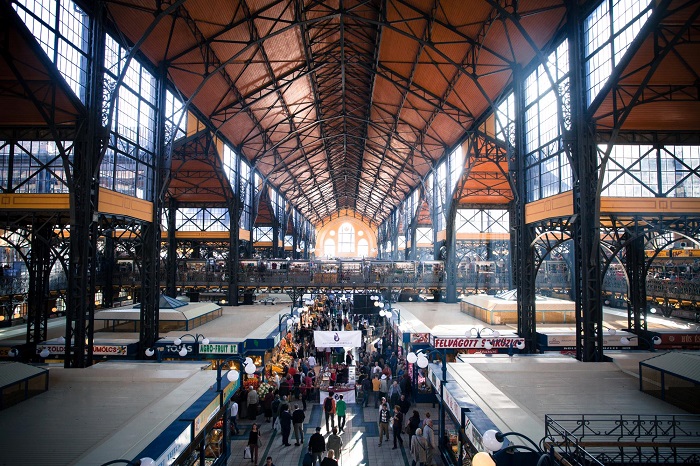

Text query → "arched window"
[357,238,369,257]
[338,223,355,253]
[324,238,336,258]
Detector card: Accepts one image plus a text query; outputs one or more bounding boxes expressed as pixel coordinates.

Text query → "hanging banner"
[314,331,362,348]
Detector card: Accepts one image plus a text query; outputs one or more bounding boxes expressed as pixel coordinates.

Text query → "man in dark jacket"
[362,376,372,407]
[292,404,306,446]
[308,427,326,464]
[280,405,293,446]
[271,394,281,430]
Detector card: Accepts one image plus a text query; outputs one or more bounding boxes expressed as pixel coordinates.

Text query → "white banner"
[314,331,362,348]
[320,388,356,404]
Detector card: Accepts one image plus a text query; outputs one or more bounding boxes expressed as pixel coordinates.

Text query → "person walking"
[392,404,404,450]
[292,404,306,446]
[423,419,435,466]
[335,394,347,432]
[372,375,381,408]
[247,423,261,464]
[326,427,343,462]
[247,386,260,420]
[407,410,421,447]
[308,426,326,465]
[280,404,293,446]
[379,374,389,404]
[264,457,276,466]
[362,375,371,407]
[271,394,281,430]
[323,392,336,432]
[229,399,240,435]
[378,402,390,447]
[410,428,429,466]
[263,391,274,423]
[320,449,338,466]
[388,380,402,409]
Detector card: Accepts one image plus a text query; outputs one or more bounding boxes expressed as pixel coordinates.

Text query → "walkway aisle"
[228,401,442,466]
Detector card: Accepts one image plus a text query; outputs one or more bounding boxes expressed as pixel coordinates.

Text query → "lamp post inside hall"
[407,347,447,462]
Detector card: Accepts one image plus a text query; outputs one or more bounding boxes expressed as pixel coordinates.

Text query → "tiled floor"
[228,398,442,466]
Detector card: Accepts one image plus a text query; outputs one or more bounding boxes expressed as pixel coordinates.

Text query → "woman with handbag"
[247,423,262,464]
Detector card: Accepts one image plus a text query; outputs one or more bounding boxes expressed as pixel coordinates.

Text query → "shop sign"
[320,389,356,404]
[35,344,128,356]
[194,397,221,438]
[443,385,460,420]
[273,333,282,347]
[431,337,525,349]
[657,333,700,348]
[154,425,191,466]
[199,343,238,355]
[544,334,629,347]
[410,333,430,344]
[222,377,240,403]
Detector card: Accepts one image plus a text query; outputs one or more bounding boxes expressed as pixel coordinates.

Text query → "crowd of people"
[228,296,435,466]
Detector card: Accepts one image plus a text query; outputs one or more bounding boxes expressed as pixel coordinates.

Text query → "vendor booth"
[314,330,362,404]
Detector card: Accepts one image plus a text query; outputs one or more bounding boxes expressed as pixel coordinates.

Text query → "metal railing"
[545,414,700,465]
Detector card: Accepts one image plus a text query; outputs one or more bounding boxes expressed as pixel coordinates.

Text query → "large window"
[601,144,700,197]
[456,209,509,233]
[13,0,89,102]
[173,208,229,232]
[524,40,572,202]
[338,223,355,253]
[324,238,336,258]
[99,34,157,200]
[585,0,653,105]
[0,140,72,193]
[357,239,369,257]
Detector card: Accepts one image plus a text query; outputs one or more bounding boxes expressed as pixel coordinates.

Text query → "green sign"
[198,343,238,355]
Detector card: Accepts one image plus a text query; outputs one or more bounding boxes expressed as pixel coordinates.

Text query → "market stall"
[313,330,362,404]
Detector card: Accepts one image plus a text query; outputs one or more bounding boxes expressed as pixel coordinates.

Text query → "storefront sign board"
[36,343,129,356]
[431,337,525,349]
[198,343,238,355]
[153,424,191,466]
[194,397,221,438]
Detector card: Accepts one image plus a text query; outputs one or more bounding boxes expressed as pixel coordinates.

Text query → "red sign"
[656,334,700,349]
[432,337,525,349]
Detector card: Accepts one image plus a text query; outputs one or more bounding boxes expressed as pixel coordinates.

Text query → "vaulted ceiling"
[105,0,569,225]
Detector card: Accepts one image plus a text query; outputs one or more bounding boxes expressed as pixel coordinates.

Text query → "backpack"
[324,397,333,412]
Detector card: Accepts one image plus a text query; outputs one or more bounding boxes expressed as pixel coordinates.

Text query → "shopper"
[335,394,347,431]
[323,392,336,432]
[247,386,260,420]
[362,375,372,407]
[410,428,428,466]
[372,375,381,407]
[263,390,274,423]
[326,427,343,461]
[308,427,326,465]
[265,457,276,466]
[389,380,402,409]
[280,404,292,446]
[271,394,281,429]
[378,402,390,446]
[320,449,339,466]
[247,423,261,464]
[392,404,404,449]
[229,399,240,435]
[423,419,435,466]
[292,404,306,446]
[407,410,421,447]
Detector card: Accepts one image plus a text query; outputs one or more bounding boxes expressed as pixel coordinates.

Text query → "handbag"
[244,446,251,459]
